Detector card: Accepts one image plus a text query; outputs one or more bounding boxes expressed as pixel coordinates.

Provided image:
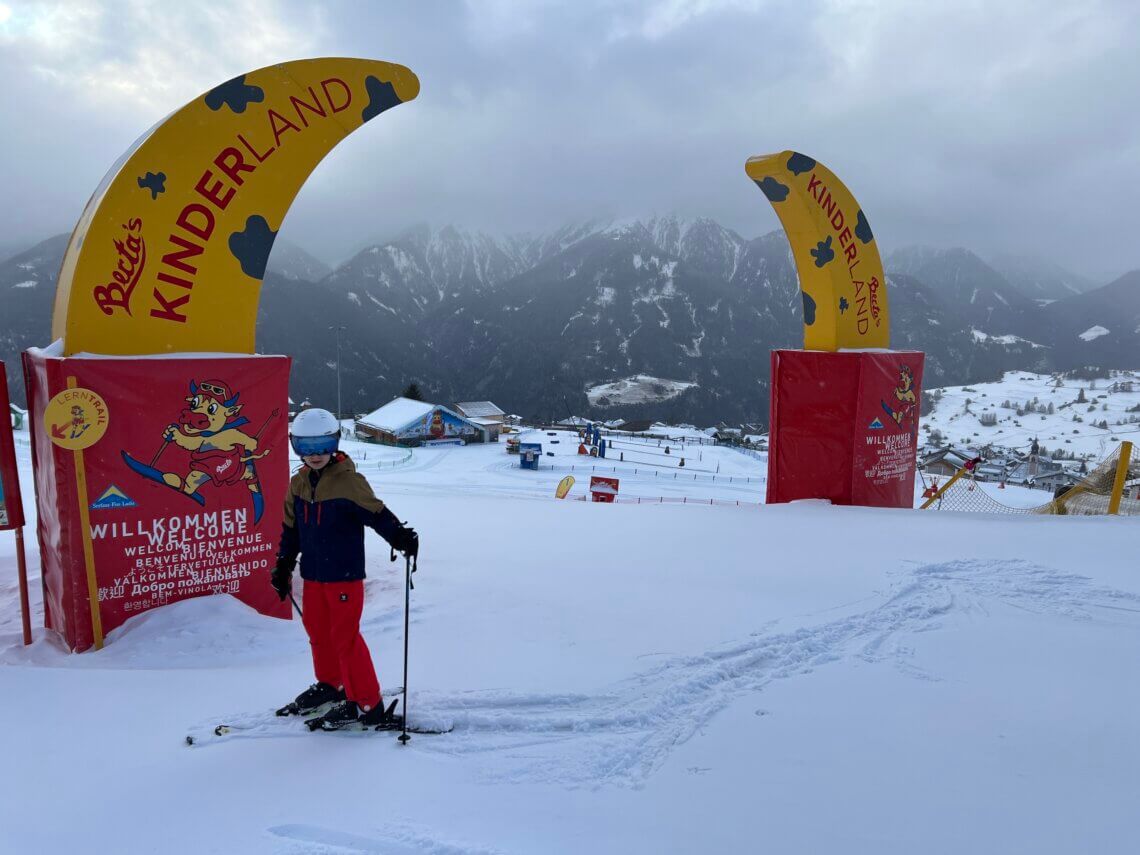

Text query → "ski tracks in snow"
[188,559,1140,794]
[404,559,1140,789]
[268,822,507,855]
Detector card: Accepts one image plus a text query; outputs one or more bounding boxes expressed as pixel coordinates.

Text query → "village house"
[919,447,979,477]
[453,401,506,442]
[355,397,488,447]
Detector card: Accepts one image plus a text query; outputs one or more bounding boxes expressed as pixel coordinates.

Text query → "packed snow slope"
[1,428,1138,854]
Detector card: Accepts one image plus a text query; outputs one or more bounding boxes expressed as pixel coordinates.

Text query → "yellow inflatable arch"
[52,58,419,356]
[745,151,889,351]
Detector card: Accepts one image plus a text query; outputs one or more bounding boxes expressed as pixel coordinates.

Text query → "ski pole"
[253,408,281,441]
[391,546,414,589]
[150,437,172,467]
[289,592,303,618]
[398,552,414,745]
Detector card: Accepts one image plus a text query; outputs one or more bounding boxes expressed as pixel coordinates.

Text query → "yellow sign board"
[53,58,420,356]
[745,151,889,351]
[44,387,109,450]
[555,475,575,499]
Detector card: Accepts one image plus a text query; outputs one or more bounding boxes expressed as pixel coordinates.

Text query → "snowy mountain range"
[2,219,1137,422]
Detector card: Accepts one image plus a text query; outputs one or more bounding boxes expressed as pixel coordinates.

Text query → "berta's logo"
[92,218,146,316]
[868,275,882,325]
[853,274,884,334]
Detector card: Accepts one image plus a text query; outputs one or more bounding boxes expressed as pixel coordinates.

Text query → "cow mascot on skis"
[271,407,419,730]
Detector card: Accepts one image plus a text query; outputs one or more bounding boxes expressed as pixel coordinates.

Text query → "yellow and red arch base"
[26,59,418,650]
[746,151,925,507]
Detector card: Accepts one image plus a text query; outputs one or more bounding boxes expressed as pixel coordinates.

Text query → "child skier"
[271,407,419,729]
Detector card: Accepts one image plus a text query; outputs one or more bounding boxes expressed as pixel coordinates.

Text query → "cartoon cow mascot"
[881,364,918,435]
[121,379,271,521]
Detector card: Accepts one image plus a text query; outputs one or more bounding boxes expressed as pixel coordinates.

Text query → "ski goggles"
[198,382,229,398]
[290,433,339,458]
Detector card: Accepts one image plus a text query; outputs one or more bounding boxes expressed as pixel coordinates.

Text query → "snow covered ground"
[585,375,698,406]
[922,369,1140,461]
[2,425,1138,853]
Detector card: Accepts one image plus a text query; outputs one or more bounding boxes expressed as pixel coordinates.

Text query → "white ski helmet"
[290,407,340,457]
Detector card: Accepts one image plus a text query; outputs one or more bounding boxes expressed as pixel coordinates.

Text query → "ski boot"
[276,682,345,717]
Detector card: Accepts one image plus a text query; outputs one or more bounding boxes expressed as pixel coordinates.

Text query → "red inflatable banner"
[23,350,291,651]
[767,350,924,508]
[0,366,24,531]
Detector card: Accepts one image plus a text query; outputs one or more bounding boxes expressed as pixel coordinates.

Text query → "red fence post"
[15,528,31,645]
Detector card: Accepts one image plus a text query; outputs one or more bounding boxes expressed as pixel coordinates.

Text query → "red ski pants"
[301,580,382,711]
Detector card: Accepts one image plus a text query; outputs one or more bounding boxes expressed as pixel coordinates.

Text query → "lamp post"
[329,325,346,429]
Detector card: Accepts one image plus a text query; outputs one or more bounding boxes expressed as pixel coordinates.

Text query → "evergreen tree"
[402,382,425,401]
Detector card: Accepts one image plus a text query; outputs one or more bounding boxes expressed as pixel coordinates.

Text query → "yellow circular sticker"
[44,387,109,450]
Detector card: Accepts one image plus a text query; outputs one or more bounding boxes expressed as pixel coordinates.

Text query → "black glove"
[271,556,294,601]
[375,506,418,560]
[391,525,419,559]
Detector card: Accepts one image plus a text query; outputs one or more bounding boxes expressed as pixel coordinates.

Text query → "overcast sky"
[1,0,1138,281]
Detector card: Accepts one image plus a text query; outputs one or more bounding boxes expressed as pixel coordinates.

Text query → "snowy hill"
[1038,270,1140,371]
[920,369,1140,462]
[263,238,332,283]
[886,245,1033,332]
[986,252,1100,302]
[3,224,1138,423]
[389,221,803,423]
[586,374,698,406]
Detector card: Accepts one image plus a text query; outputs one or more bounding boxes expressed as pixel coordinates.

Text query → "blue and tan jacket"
[277,453,401,582]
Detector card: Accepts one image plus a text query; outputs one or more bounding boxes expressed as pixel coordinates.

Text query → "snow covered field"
[922,369,1140,460]
[2,426,1138,853]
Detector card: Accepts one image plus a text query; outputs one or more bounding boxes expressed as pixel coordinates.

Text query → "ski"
[185,694,450,746]
[310,715,453,736]
[880,400,904,430]
[323,719,453,736]
[188,717,451,745]
[184,715,308,745]
[304,698,453,735]
[307,718,453,736]
[276,685,403,717]
[120,450,206,506]
[275,699,335,718]
[242,457,266,523]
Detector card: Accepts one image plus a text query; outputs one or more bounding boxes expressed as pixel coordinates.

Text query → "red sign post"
[0,365,32,644]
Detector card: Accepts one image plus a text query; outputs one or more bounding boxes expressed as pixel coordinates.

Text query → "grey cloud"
[1,0,1139,281]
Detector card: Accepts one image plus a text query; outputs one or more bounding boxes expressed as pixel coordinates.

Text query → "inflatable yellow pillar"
[746,151,889,351]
